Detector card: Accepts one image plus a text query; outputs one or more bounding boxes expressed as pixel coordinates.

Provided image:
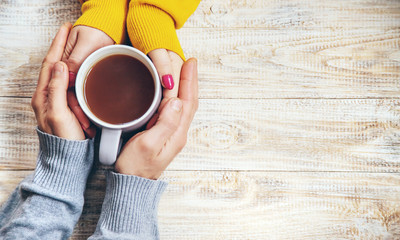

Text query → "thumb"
[48,61,69,114]
[141,98,183,152]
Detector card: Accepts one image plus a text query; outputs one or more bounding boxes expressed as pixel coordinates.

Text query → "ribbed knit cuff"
[127,3,185,61]
[33,128,94,197]
[74,0,128,44]
[98,171,167,234]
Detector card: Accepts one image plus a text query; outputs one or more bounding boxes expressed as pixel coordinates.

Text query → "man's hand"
[31,23,92,140]
[115,58,198,179]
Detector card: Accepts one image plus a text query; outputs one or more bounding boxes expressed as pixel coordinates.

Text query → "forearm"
[74,0,129,44]
[127,0,201,60]
[0,128,94,239]
[88,172,167,240]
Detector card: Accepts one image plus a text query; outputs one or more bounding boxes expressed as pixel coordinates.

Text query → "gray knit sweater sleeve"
[0,129,94,239]
[0,129,168,240]
[88,172,167,240]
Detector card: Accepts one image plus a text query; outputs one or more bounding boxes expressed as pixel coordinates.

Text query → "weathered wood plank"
[1,98,399,172]
[1,0,399,239]
[0,0,80,26]
[1,0,399,29]
[1,26,399,98]
[0,98,37,169]
[158,171,400,240]
[1,170,399,239]
[192,0,400,29]
[181,28,400,99]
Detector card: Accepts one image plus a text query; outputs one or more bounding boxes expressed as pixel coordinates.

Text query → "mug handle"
[99,128,122,165]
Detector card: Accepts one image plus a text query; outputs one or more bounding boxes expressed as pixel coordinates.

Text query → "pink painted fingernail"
[162,74,174,90]
[68,71,76,88]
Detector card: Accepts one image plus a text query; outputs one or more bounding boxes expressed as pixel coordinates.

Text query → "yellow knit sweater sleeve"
[127,0,201,60]
[74,0,128,44]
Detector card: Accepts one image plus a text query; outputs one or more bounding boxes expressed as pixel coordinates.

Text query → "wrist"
[127,3,185,60]
[75,0,128,44]
[33,127,94,196]
[96,171,167,233]
[115,162,162,180]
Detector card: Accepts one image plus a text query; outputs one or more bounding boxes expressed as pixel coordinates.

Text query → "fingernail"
[171,99,182,112]
[192,58,198,66]
[69,72,76,88]
[162,74,174,90]
[191,58,197,72]
[80,119,90,129]
[54,62,64,74]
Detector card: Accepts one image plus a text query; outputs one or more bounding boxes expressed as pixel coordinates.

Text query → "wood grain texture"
[1,26,399,98]
[0,0,81,26]
[181,28,400,99]
[1,170,399,239]
[188,0,400,29]
[1,0,399,29]
[1,98,399,172]
[0,0,399,239]
[0,98,37,169]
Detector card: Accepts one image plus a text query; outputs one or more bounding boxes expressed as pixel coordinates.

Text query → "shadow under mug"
[75,45,161,165]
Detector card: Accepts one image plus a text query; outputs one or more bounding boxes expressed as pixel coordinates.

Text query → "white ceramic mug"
[75,45,161,165]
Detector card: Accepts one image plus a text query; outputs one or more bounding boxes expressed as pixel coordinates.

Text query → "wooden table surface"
[1,0,400,239]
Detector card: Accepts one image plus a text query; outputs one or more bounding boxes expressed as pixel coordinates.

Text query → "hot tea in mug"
[84,55,155,124]
[75,45,161,165]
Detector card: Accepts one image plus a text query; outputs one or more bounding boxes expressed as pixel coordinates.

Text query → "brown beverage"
[84,54,155,124]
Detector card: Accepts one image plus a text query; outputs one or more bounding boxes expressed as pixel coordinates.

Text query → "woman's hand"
[148,49,184,99]
[61,25,114,138]
[115,58,198,179]
[62,25,114,86]
[31,23,91,140]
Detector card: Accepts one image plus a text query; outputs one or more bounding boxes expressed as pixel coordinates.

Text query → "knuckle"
[41,56,50,65]
[31,95,38,111]
[41,54,56,67]
[41,58,53,71]
[31,101,39,114]
[158,62,171,73]
[47,81,57,94]
[63,45,73,60]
